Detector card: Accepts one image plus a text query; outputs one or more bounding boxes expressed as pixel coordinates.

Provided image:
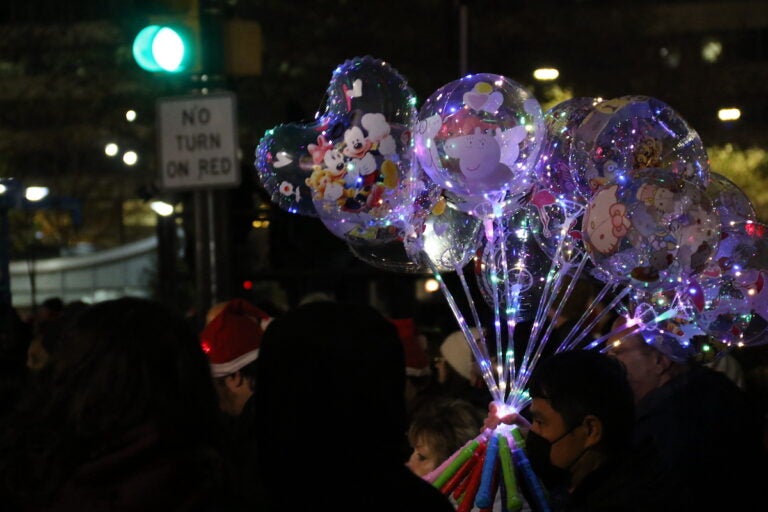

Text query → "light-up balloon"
[413,74,544,213]
[570,95,710,199]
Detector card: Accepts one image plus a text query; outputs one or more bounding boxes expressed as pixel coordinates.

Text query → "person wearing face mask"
[486,350,671,511]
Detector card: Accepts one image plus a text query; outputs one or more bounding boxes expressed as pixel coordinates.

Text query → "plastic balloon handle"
[512,448,551,512]
[440,452,477,495]
[432,439,480,489]
[475,434,499,508]
[498,435,523,511]
[457,446,487,512]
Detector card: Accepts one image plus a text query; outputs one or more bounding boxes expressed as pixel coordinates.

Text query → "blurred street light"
[718,107,741,122]
[125,109,137,122]
[25,186,49,202]
[533,67,559,81]
[104,142,119,157]
[122,150,138,166]
[150,200,174,217]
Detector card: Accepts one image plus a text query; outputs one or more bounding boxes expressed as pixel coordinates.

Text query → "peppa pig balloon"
[413,74,544,215]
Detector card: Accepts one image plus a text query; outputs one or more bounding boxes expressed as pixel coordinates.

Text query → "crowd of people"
[0,291,765,511]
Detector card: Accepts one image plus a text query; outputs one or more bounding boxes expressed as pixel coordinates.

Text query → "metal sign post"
[156,91,239,315]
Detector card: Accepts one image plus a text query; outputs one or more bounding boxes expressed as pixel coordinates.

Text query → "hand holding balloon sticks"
[426,428,548,512]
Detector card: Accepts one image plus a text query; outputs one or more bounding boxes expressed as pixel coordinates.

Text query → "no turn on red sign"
[157,92,240,190]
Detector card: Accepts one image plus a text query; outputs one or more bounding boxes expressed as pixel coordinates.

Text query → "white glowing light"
[123,151,138,166]
[104,142,119,157]
[424,278,440,293]
[150,200,174,217]
[125,110,137,122]
[533,68,559,81]
[25,186,49,202]
[718,108,741,122]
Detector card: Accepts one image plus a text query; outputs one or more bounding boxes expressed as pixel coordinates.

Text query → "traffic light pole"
[191,0,233,316]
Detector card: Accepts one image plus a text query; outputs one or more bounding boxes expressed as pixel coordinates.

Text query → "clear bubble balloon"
[413,73,544,214]
[693,221,768,347]
[536,97,600,205]
[705,172,756,229]
[570,95,710,199]
[475,207,550,322]
[582,167,720,293]
[255,56,418,248]
[404,194,483,273]
[346,170,440,273]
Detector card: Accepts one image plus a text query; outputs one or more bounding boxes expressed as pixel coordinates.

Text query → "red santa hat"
[200,299,272,378]
[389,318,431,377]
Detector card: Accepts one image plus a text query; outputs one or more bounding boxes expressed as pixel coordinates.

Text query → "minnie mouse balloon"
[255,56,418,237]
[582,167,720,293]
[413,74,544,214]
[570,95,710,199]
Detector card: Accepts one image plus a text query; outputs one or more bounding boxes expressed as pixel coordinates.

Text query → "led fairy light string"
[455,267,495,380]
[424,253,504,404]
[478,208,517,398]
[514,254,588,395]
[513,232,584,397]
[560,284,630,352]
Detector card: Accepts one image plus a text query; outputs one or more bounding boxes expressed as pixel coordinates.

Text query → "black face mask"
[525,428,574,488]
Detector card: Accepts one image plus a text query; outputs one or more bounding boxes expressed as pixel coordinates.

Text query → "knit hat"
[200,299,272,377]
[389,318,431,377]
[440,328,481,381]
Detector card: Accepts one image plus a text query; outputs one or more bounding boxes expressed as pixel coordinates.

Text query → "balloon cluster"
[255,56,766,507]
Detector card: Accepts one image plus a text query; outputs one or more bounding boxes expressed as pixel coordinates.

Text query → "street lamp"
[150,200,175,217]
[718,108,741,122]
[533,67,559,81]
[104,142,119,157]
[123,151,138,166]
[25,187,50,202]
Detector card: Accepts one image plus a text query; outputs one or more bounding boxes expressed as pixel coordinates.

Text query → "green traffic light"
[132,24,191,73]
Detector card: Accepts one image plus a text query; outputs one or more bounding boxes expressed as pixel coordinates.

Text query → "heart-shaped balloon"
[256,56,419,251]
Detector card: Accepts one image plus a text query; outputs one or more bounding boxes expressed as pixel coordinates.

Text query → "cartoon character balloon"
[255,56,418,244]
[569,95,710,199]
[692,221,768,347]
[413,74,544,215]
[582,168,720,292]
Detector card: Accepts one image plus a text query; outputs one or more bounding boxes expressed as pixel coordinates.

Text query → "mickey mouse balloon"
[413,74,544,216]
[255,56,419,234]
